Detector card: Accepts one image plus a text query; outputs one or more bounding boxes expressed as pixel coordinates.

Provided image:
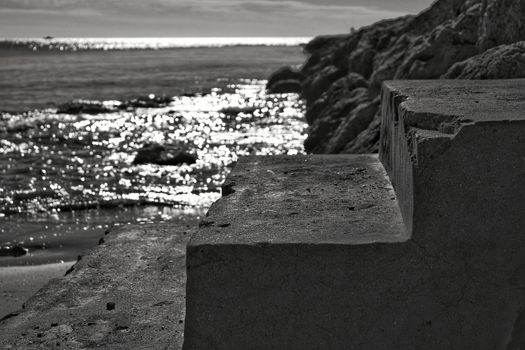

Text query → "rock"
[304,86,370,153]
[302,65,345,102]
[218,106,258,116]
[395,3,481,79]
[133,143,167,165]
[57,95,173,115]
[266,80,302,94]
[119,94,172,109]
[305,73,368,124]
[303,34,350,55]
[477,0,525,51]
[6,124,33,133]
[106,302,115,311]
[266,66,303,94]
[323,99,379,154]
[56,100,112,115]
[268,0,525,154]
[267,66,303,87]
[0,245,28,257]
[160,152,197,166]
[133,143,197,166]
[443,41,525,78]
[348,47,376,79]
[342,116,382,153]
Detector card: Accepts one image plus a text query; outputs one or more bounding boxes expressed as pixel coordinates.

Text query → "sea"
[0,37,309,266]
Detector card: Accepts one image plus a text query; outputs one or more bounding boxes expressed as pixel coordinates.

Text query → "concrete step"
[184,154,410,348]
[380,79,525,241]
[185,79,525,349]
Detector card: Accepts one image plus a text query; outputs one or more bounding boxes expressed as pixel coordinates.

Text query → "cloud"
[0,0,413,37]
[0,0,405,17]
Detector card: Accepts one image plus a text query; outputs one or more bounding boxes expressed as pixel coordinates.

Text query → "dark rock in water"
[269,0,525,154]
[266,66,303,94]
[133,143,168,165]
[0,245,28,257]
[6,123,33,133]
[267,80,302,94]
[219,106,258,116]
[267,66,303,87]
[443,41,525,79]
[133,143,197,166]
[159,152,198,166]
[57,101,112,115]
[120,94,172,109]
[57,94,173,115]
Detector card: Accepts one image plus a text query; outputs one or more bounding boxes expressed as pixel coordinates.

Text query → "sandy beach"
[0,262,74,319]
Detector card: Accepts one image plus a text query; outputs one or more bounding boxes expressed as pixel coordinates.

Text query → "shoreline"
[0,261,74,319]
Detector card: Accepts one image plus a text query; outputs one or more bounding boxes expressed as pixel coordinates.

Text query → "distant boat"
[43,36,54,40]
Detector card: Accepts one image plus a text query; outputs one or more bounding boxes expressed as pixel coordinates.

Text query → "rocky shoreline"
[268,0,525,154]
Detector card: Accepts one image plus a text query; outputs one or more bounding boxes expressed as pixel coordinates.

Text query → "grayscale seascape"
[0,39,307,266]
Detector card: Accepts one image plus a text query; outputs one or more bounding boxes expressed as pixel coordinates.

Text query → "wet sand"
[0,262,74,319]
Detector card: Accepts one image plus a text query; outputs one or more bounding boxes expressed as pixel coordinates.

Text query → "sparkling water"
[0,41,307,265]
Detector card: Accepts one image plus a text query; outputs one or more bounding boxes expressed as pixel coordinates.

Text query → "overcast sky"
[0,0,433,37]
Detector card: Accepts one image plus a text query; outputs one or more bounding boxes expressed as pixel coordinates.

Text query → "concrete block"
[380,79,525,242]
[186,119,525,347]
[184,155,409,349]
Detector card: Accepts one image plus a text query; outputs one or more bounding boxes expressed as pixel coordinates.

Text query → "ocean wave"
[0,37,311,51]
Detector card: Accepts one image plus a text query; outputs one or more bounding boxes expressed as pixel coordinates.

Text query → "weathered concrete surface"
[191,155,407,246]
[185,155,413,349]
[0,219,197,349]
[185,153,525,349]
[380,79,525,239]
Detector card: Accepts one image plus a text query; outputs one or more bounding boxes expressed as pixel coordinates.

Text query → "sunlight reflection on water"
[0,79,306,265]
[0,80,307,216]
[2,37,311,51]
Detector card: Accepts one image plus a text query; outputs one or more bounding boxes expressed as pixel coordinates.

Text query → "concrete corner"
[380,79,525,242]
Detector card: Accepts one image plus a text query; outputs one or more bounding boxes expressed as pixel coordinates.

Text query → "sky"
[0,0,434,38]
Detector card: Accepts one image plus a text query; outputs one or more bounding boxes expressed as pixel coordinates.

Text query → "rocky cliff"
[268,0,525,153]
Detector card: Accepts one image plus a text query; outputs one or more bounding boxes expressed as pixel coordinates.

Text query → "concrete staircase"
[184,79,525,349]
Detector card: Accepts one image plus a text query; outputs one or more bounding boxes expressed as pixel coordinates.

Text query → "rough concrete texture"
[185,151,525,349]
[191,155,406,246]
[185,155,412,348]
[380,79,525,239]
[0,219,197,349]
